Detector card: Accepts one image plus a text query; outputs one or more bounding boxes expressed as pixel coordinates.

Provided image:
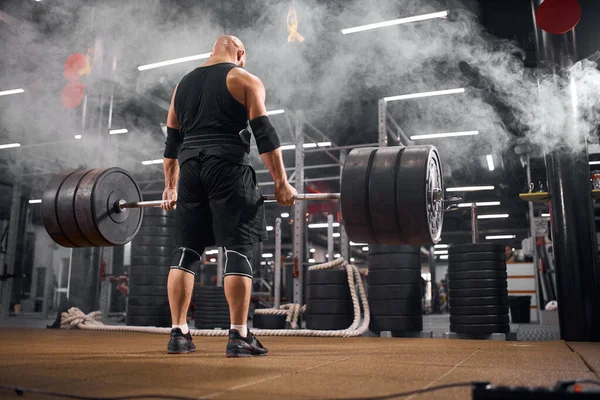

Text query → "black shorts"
[175,153,267,254]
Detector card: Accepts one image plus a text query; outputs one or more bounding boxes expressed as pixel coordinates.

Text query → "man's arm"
[162,86,181,210]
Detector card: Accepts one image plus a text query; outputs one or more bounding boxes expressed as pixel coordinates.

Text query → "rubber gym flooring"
[1,328,599,400]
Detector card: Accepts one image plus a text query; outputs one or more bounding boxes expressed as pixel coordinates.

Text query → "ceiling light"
[309,258,316,263]
[280,144,296,150]
[267,109,285,115]
[74,135,82,140]
[457,201,500,208]
[334,254,341,258]
[260,261,266,265]
[138,52,212,71]
[362,246,369,251]
[590,161,600,165]
[262,253,273,258]
[447,186,495,192]
[384,88,464,102]
[341,10,448,34]
[281,213,290,218]
[332,232,341,238]
[410,130,479,140]
[266,226,274,231]
[486,154,495,171]
[541,213,550,218]
[208,258,216,263]
[477,214,509,220]
[434,244,448,249]
[434,250,448,255]
[317,142,331,147]
[485,235,516,240]
[350,241,368,246]
[28,199,42,204]
[0,88,25,96]
[439,254,449,260]
[308,222,341,229]
[309,248,316,253]
[141,159,163,165]
[350,257,355,262]
[303,143,317,148]
[109,128,128,135]
[205,249,219,255]
[0,143,21,149]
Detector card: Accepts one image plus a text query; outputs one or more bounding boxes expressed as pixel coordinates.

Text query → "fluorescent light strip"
[457,201,500,208]
[29,199,42,204]
[209,258,217,263]
[281,213,290,218]
[138,52,212,71]
[384,88,464,102]
[590,161,600,165]
[486,235,516,240]
[541,213,550,218]
[310,248,316,253]
[341,10,448,34]
[205,249,219,255]
[308,258,316,263]
[267,109,285,115]
[350,241,368,246]
[0,88,25,96]
[411,130,479,140]
[308,222,341,228]
[262,253,273,258]
[0,143,21,149]
[434,244,448,249]
[477,214,509,220]
[486,154,495,171]
[439,254,449,260]
[266,226,274,231]
[332,232,341,238]
[434,250,448,255]
[74,135,82,140]
[280,142,332,151]
[362,246,369,251]
[109,128,128,135]
[142,159,163,165]
[447,186,495,192]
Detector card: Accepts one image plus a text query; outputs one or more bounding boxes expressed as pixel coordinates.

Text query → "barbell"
[41,145,446,249]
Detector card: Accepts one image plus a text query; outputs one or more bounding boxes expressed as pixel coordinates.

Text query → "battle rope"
[60,258,370,337]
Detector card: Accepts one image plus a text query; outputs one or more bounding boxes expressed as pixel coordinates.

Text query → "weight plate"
[369,316,423,332]
[128,296,170,307]
[127,305,171,316]
[304,314,354,330]
[450,314,509,325]
[447,260,507,272]
[305,299,353,315]
[129,275,167,286]
[449,279,507,290]
[252,314,287,329]
[448,270,508,281]
[128,266,171,277]
[369,299,422,316]
[195,295,227,302]
[132,236,177,247]
[450,323,510,334]
[195,312,231,320]
[448,296,509,307]
[56,169,96,247]
[130,256,173,266]
[131,245,177,257]
[448,252,506,263]
[307,269,349,285]
[195,322,230,329]
[449,243,506,255]
[340,147,378,244]
[136,226,175,237]
[368,147,405,244]
[143,208,174,217]
[369,244,421,255]
[449,305,509,315]
[195,317,232,325]
[126,316,171,327]
[306,284,351,300]
[367,284,422,301]
[41,171,79,247]
[448,288,508,298]
[396,145,444,246]
[128,285,168,296]
[367,253,422,270]
[368,269,422,285]
[196,287,226,293]
[140,216,176,227]
[196,306,230,314]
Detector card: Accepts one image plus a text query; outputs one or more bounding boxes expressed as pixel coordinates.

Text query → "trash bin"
[508,295,531,323]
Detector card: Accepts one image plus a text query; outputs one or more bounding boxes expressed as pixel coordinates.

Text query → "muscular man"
[161,35,297,357]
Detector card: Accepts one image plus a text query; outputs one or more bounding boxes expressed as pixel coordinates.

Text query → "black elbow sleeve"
[163,127,182,159]
[249,116,280,154]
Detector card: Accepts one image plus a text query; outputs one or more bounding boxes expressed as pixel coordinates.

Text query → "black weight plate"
[396,145,444,246]
[448,296,509,307]
[448,252,506,263]
[368,269,422,285]
[368,147,404,244]
[196,287,226,293]
[143,208,174,217]
[307,269,349,285]
[369,299,422,316]
[306,284,351,300]
[305,314,354,330]
[195,296,227,303]
[136,226,175,237]
[41,171,79,248]
[140,216,176,227]
[369,316,423,332]
[367,253,422,270]
[449,305,509,315]
[369,244,421,255]
[128,266,171,277]
[129,275,167,286]
[448,270,508,281]
[450,324,510,334]
[195,322,230,329]
[367,284,422,301]
[449,243,506,255]
[126,316,171,327]
[131,245,177,257]
[448,288,508,298]
[447,260,507,272]
[127,306,171,316]
[130,256,173,266]
[195,317,231,325]
[340,147,378,244]
[253,314,287,329]
[449,279,507,290]
[196,307,230,315]
[305,300,353,315]
[132,236,177,247]
[56,169,96,247]
[128,285,168,296]
[195,313,230,320]
[128,296,170,307]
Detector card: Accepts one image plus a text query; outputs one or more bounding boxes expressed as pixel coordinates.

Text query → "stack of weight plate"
[127,208,176,327]
[367,244,423,334]
[195,286,231,329]
[448,243,510,335]
[305,269,354,330]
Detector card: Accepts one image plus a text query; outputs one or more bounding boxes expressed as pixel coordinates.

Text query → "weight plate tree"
[195,286,231,329]
[305,269,354,330]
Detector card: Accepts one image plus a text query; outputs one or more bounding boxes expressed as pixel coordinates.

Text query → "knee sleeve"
[223,244,253,279]
[170,247,202,276]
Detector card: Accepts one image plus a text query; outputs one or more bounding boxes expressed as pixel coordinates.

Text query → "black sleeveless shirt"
[174,63,250,165]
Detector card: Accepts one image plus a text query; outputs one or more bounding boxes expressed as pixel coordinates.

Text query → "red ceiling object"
[63,53,87,81]
[535,0,581,35]
[61,81,86,109]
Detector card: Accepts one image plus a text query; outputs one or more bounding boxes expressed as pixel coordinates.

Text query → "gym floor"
[1,327,599,400]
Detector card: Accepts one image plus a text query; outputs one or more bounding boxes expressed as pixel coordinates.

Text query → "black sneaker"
[226,329,268,358]
[167,328,196,354]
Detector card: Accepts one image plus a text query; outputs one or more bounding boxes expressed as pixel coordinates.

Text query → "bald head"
[211,35,246,67]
